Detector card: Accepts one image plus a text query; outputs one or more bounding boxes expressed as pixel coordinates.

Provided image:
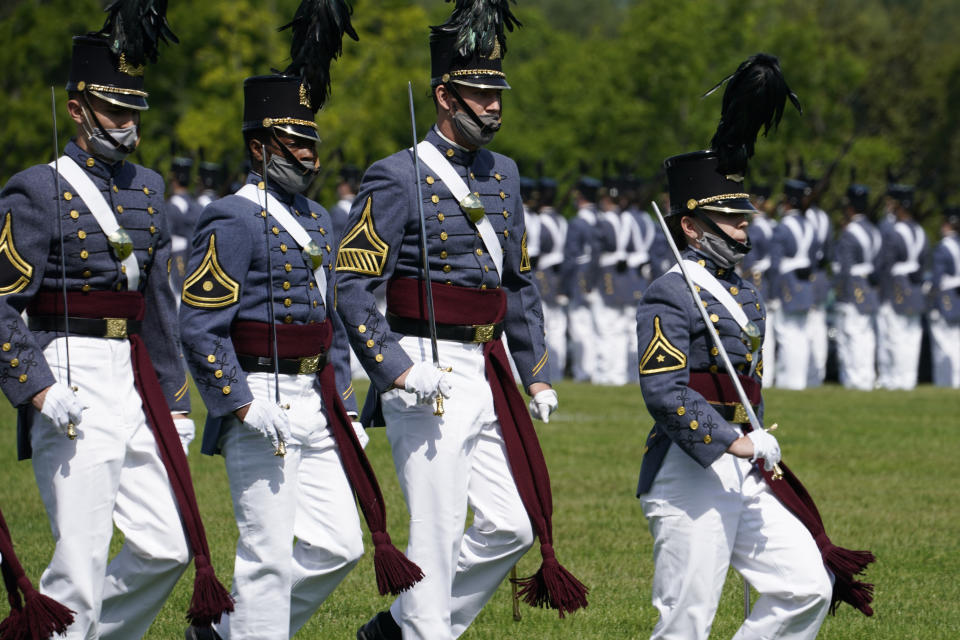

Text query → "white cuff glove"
[403,361,453,404]
[39,382,84,435]
[528,388,559,423]
[747,429,781,471]
[173,417,195,454]
[242,399,291,451]
[351,421,369,449]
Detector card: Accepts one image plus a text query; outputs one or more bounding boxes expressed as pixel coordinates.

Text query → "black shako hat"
[243,0,358,142]
[664,53,801,217]
[887,182,915,209]
[846,183,870,213]
[242,75,320,142]
[171,156,193,186]
[430,0,520,89]
[67,35,150,110]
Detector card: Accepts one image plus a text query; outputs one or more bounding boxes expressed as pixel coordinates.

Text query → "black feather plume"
[96,0,178,68]
[280,0,359,112]
[434,0,521,59]
[705,53,801,176]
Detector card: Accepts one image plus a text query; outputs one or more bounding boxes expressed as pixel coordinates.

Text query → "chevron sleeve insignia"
[182,234,240,309]
[639,316,687,375]
[336,196,389,276]
[0,212,33,296]
[519,230,531,272]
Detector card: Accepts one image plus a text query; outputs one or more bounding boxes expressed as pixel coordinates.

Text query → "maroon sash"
[230,320,422,595]
[28,291,233,625]
[688,369,874,615]
[386,278,588,617]
[0,506,74,639]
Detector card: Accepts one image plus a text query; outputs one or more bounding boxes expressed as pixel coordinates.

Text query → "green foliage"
[2,380,960,638]
[1,0,959,218]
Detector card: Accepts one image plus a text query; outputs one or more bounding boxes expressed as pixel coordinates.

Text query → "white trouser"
[762,304,778,388]
[31,337,190,640]
[383,337,534,639]
[876,303,922,390]
[568,292,600,382]
[929,309,960,388]
[805,306,827,387]
[774,311,811,390]
[214,372,363,640]
[835,303,877,390]
[592,302,632,386]
[542,301,568,381]
[640,443,833,640]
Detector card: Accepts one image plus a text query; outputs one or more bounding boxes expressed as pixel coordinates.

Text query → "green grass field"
[2,381,958,639]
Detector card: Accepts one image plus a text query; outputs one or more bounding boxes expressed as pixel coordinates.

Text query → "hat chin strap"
[80,92,137,155]
[444,82,498,137]
[693,210,751,255]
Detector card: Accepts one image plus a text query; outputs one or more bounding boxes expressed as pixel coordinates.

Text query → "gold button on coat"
[375,354,384,362]
[703,435,712,444]
[689,420,699,430]
[677,406,686,416]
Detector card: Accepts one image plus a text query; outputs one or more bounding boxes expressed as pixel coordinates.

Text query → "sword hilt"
[66,384,79,440]
[274,436,287,457]
[433,396,444,417]
[765,423,784,480]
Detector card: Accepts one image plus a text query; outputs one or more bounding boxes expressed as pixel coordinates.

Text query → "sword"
[650,202,782,481]
[50,87,77,440]
[407,82,446,416]
[260,142,287,457]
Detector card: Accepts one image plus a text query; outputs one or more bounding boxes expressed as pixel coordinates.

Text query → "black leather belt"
[707,401,760,424]
[237,352,327,375]
[386,312,503,344]
[28,315,141,339]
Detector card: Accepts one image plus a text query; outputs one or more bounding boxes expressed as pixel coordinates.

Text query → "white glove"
[173,417,195,454]
[39,382,84,435]
[351,420,369,449]
[747,429,781,471]
[528,388,559,423]
[403,361,453,405]
[242,399,291,451]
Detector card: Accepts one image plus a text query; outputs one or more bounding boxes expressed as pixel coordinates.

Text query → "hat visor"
[274,123,321,142]
[697,197,757,216]
[88,88,148,111]
[450,75,511,90]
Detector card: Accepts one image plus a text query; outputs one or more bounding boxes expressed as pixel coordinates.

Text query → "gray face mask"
[698,230,748,268]
[84,124,139,163]
[266,154,317,194]
[452,111,501,148]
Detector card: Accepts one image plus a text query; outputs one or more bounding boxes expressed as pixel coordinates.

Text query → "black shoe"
[185,625,224,640]
[356,610,402,640]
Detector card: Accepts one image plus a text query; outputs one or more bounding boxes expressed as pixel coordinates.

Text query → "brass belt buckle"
[104,317,128,339]
[472,323,496,343]
[298,354,321,374]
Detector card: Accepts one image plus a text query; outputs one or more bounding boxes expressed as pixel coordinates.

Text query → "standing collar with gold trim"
[65,139,128,181]
[427,127,477,167]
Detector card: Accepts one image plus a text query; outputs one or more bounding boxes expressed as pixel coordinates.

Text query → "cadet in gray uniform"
[564,176,602,382]
[531,177,569,380]
[343,4,585,638]
[876,183,928,390]
[636,54,866,640]
[179,8,419,640]
[834,183,881,390]
[928,207,960,387]
[0,23,231,639]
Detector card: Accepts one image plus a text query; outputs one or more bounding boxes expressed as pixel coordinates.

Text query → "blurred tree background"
[1,0,959,222]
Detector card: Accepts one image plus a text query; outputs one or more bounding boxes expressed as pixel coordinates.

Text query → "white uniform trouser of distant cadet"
[876,303,923,390]
[929,309,960,387]
[383,336,535,639]
[834,303,877,391]
[543,300,568,381]
[774,311,812,390]
[214,371,363,640]
[568,291,600,382]
[761,302,779,388]
[640,441,833,640]
[592,301,632,385]
[31,337,191,640]
[806,306,828,387]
